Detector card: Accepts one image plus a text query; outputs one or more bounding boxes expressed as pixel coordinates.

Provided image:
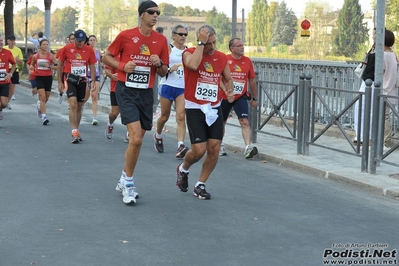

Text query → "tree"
[332,0,368,57]
[1,0,14,38]
[270,1,297,46]
[13,6,43,39]
[205,7,231,51]
[385,0,399,34]
[51,7,78,42]
[246,0,268,46]
[292,1,337,59]
[158,3,177,16]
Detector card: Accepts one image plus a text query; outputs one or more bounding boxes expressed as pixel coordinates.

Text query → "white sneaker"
[115,177,125,192]
[58,94,63,104]
[11,95,15,100]
[122,184,139,204]
[7,103,11,110]
[219,144,227,156]
[244,146,258,159]
[92,117,98,125]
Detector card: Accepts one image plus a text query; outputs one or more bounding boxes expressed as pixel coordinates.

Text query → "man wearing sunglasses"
[175,25,234,200]
[102,0,169,205]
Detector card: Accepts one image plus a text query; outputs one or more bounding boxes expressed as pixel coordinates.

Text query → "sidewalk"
[21,79,399,200]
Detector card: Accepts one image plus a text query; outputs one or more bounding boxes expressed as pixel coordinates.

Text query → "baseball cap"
[74,30,87,42]
[7,35,16,40]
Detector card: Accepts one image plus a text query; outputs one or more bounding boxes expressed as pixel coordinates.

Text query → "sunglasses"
[145,9,161,15]
[173,32,188,37]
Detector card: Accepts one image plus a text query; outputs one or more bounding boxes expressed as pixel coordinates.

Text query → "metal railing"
[246,58,399,173]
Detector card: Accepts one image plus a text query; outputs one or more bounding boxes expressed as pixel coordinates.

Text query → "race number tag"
[195,79,218,102]
[233,80,245,95]
[125,66,151,89]
[37,59,50,70]
[0,69,6,81]
[71,63,86,77]
[176,65,184,79]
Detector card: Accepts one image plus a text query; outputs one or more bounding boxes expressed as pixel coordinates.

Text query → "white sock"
[179,164,189,173]
[178,141,184,148]
[195,181,205,187]
[42,113,46,118]
[108,122,114,127]
[121,171,126,179]
[125,176,134,186]
[156,133,162,139]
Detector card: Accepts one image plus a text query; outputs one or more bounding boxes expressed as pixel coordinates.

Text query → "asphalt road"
[1,86,399,266]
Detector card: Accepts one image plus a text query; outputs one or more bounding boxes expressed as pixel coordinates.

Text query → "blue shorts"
[159,84,184,101]
[221,96,249,122]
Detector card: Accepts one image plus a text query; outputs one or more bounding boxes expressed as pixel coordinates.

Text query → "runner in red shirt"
[219,38,258,159]
[176,25,234,200]
[56,33,74,103]
[102,0,169,204]
[0,35,16,120]
[30,39,58,125]
[26,54,37,96]
[104,54,129,140]
[57,29,97,143]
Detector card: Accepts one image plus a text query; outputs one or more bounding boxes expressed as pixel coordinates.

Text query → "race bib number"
[37,59,50,70]
[0,69,6,81]
[125,66,150,89]
[71,64,86,77]
[175,65,184,79]
[233,80,245,95]
[195,79,218,102]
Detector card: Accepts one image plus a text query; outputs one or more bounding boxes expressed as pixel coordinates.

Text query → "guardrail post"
[297,74,306,155]
[361,79,373,172]
[250,71,259,143]
[303,74,312,156]
[369,81,381,174]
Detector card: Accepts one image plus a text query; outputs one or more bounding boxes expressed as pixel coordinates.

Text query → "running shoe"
[115,177,125,193]
[153,133,164,153]
[58,94,63,104]
[122,184,139,204]
[92,117,98,125]
[176,164,189,192]
[244,146,258,159]
[0,111,3,120]
[11,95,15,100]
[78,132,83,142]
[42,115,49,125]
[176,144,189,158]
[219,144,227,156]
[124,132,129,143]
[7,103,11,110]
[193,184,211,200]
[105,125,113,139]
[36,100,41,117]
[71,130,80,144]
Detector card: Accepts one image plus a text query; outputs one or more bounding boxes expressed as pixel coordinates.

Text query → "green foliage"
[385,0,399,33]
[205,7,231,48]
[246,0,270,46]
[51,7,78,42]
[332,0,368,57]
[270,1,297,46]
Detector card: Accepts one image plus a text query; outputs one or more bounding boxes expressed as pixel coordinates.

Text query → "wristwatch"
[252,97,258,101]
[157,60,164,68]
[197,41,205,46]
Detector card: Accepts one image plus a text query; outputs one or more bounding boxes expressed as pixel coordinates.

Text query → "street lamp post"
[44,0,51,49]
[24,0,28,55]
